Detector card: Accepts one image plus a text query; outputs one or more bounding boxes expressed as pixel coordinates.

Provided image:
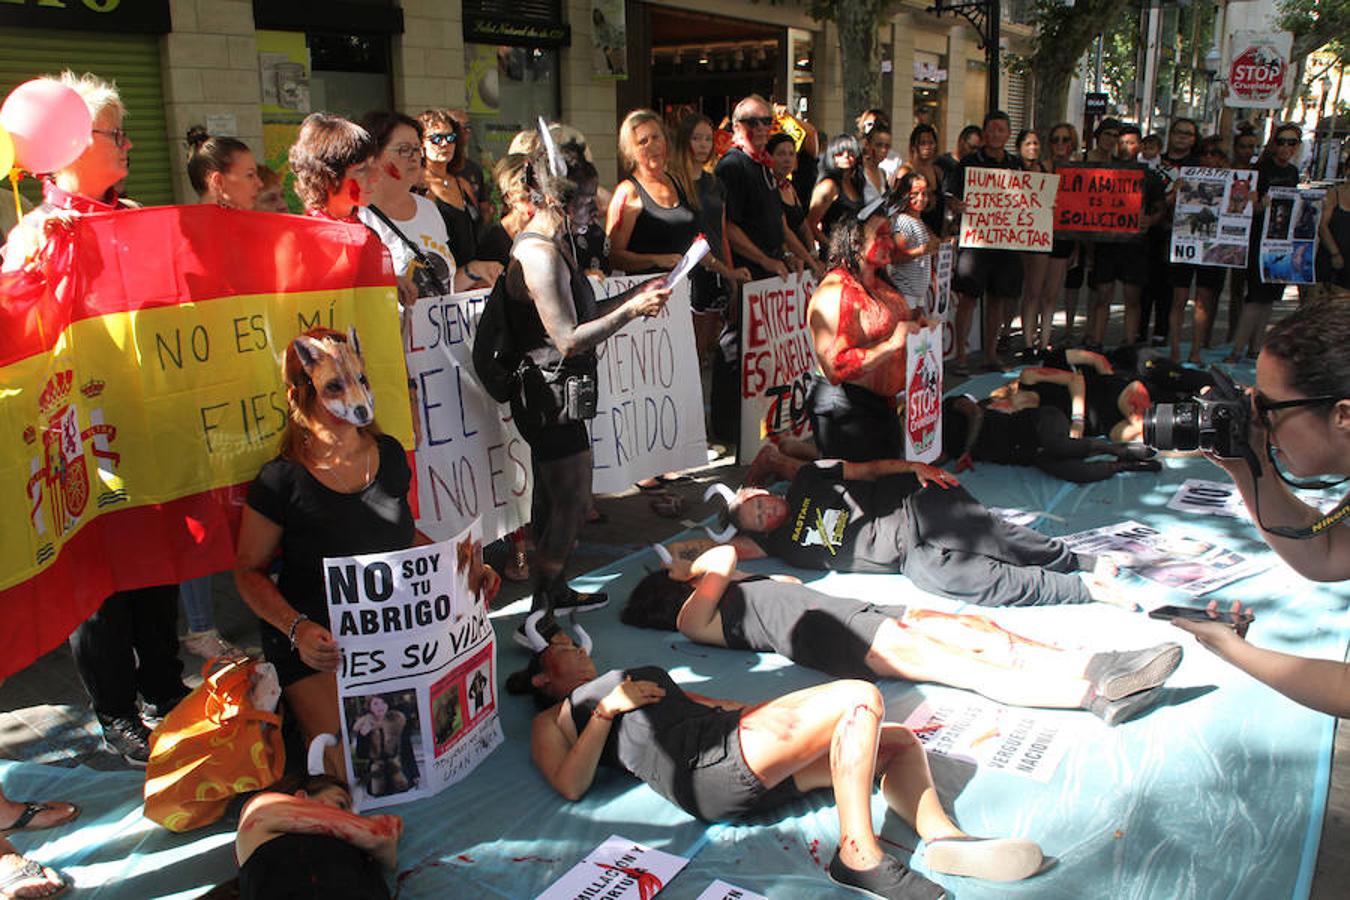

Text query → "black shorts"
[1168,262,1226,292]
[513,416,590,463]
[261,623,321,689]
[808,377,902,462]
[954,247,1023,298]
[1050,237,1076,260]
[1089,241,1148,287]
[687,722,805,822]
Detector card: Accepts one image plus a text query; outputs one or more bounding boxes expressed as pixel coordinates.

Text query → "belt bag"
[517,354,598,426]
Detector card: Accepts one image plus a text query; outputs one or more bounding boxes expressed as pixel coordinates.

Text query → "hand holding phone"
[1150,602,1253,634]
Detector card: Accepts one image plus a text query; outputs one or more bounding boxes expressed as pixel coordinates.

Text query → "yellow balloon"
[0,125,13,176]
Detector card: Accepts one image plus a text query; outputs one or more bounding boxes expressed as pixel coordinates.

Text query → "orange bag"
[144,656,285,832]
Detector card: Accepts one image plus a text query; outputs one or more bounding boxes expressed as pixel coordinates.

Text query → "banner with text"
[1259,186,1325,284]
[1170,167,1257,268]
[738,271,818,461]
[587,276,707,494]
[1053,163,1146,241]
[406,290,530,544]
[331,524,502,812]
[959,168,1058,252]
[0,205,411,679]
[904,697,1078,782]
[904,324,943,463]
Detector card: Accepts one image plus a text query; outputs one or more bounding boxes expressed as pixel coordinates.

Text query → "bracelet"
[287,613,309,649]
[592,709,614,722]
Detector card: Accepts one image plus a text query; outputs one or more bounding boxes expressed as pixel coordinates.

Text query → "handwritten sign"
[904,697,1077,782]
[959,168,1058,252]
[587,276,708,494]
[904,324,943,463]
[538,835,689,900]
[1053,164,1146,241]
[406,290,530,544]
[1170,167,1257,268]
[1260,186,1325,285]
[330,524,502,811]
[738,271,818,461]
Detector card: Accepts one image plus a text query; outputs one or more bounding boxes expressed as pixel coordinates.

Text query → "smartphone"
[1148,604,1253,625]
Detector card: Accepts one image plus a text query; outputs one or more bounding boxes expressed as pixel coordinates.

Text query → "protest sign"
[695,881,768,900]
[1170,167,1257,268]
[1059,520,1267,595]
[1166,478,1340,520]
[538,835,689,900]
[0,206,411,679]
[926,240,953,322]
[1052,164,1146,241]
[738,271,818,461]
[331,523,502,811]
[587,275,708,494]
[903,698,1077,783]
[1227,32,1292,109]
[406,289,530,544]
[958,168,1058,252]
[1260,186,1325,284]
[904,324,943,463]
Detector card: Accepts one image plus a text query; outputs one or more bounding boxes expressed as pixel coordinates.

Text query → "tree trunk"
[835,0,884,133]
[1033,59,1077,131]
[1027,0,1120,128]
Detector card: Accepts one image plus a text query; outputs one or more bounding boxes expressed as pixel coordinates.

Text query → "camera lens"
[1144,402,1200,450]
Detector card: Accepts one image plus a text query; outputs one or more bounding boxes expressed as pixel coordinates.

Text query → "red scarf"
[731,136,789,189]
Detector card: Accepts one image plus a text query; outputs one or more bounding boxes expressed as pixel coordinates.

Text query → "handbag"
[143,655,285,832]
[364,203,452,298]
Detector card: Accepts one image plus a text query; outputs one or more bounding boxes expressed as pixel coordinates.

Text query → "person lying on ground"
[990,352,1150,442]
[622,544,1180,725]
[234,773,401,900]
[704,443,1131,608]
[507,617,1045,900]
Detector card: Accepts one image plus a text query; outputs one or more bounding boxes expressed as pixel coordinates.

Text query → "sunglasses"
[1254,392,1342,430]
[737,116,774,128]
[93,128,130,148]
[426,132,458,146]
[1275,137,1300,147]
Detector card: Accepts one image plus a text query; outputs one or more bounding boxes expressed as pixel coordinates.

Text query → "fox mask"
[292,327,375,426]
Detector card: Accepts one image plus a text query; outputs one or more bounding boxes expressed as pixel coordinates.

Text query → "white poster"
[1169,167,1257,268]
[926,240,953,322]
[695,881,768,900]
[587,276,708,494]
[1260,186,1325,285]
[537,835,690,900]
[903,698,1078,783]
[958,168,1058,252]
[738,271,819,461]
[1059,519,1268,595]
[1226,31,1292,110]
[1166,479,1250,518]
[330,524,502,811]
[903,324,943,463]
[407,290,530,544]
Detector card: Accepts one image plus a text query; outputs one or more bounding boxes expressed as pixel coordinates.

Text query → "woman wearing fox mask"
[234,327,499,776]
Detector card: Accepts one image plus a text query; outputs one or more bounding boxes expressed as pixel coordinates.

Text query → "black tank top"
[239,832,390,900]
[624,176,699,272]
[782,189,807,238]
[504,231,599,373]
[1026,372,1128,437]
[435,196,478,265]
[820,175,863,240]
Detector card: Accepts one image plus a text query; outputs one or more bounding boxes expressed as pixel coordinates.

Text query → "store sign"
[0,0,170,32]
[464,15,571,48]
[913,60,948,83]
[1226,31,1291,109]
[1084,92,1109,116]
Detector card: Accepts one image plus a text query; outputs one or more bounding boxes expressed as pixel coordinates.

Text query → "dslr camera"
[1143,366,1251,459]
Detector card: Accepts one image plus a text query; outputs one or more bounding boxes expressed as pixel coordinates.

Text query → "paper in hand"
[663,233,711,289]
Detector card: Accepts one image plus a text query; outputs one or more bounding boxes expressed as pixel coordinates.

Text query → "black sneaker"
[550,586,608,614]
[98,714,152,767]
[1088,684,1165,726]
[1084,643,1183,702]
[826,850,945,900]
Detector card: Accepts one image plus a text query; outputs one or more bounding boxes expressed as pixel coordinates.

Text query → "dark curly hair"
[288,113,377,210]
[1262,299,1350,400]
[504,652,555,710]
[621,571,688,632]
[825,205,888,274]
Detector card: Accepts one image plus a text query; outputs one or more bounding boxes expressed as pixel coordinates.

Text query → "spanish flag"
[0,205,411,678]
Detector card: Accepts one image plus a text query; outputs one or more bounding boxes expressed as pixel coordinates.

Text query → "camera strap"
[1250,439,1350,540]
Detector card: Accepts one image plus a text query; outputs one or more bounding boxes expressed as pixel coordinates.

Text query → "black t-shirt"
[944,146,1023,201]
[751,460,920,572]
[477,222,512,265]
[246,434,415,638]
[1025,371,1128,437]
[720,577,893,680]
[715,147,785,270]
[973,407,1043,464]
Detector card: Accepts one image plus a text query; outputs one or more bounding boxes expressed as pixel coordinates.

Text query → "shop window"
[465,45,561,164]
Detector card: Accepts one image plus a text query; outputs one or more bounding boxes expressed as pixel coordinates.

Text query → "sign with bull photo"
[1169,168,1257,268]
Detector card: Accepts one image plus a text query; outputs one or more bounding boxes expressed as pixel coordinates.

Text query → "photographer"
[1173,300,1349,714]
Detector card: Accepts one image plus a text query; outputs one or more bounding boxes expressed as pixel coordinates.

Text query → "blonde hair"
[617,109,666,175]
[493,153,530,207]
[55,70,124,122]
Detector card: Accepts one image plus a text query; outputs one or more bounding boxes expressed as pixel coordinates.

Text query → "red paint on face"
[347,179,362,203]
[385,161,402,180]
[863,223,893,268]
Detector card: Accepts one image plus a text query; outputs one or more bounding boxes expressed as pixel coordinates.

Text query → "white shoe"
[182,628,240,659]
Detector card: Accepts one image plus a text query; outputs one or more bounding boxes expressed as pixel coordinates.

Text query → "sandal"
[636,479,666,494]
[655,473,692,485]
[0,803,79,836]
[503,547,530,582]
[648,492,686,518]
[0,854,67,900]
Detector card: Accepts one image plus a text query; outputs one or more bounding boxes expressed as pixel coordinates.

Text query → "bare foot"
[0,853,66,899]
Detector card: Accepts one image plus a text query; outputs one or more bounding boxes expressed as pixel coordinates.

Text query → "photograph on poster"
[430,645,496,758]
[343,689,424,802]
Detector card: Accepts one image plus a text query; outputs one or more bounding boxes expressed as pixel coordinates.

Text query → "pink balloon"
[0,79,92,175]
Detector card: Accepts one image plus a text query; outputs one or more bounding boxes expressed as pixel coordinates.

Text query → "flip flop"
[636,480,666,494]
[0,802,79,836]
[0,855,68,900]
[655,473,692,485]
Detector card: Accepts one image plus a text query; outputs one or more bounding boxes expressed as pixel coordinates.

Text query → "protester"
[606,109,699,275]
[1318,180,1350,297]
[992,352,1150,442]
[806,133,866,249]
[860,121,891,202]
[886,171,940,313]
[1229,124,1303,361]
[1138,134,1163,170]
[254,164,289,213]
[1037,122,1081,351]
[1232,124,1260,168]
[1016,129,1052,354]
[935,124,981,191]
[1140,118,1201,348]
[715,444,1131,607]
[476,154,530,265]
[895,124,945,236]
[558,140,609,275]
[946,110,1022,373]
[235,774,401,899]
[504,140,670,632]
[185,126,262,210]
[1225,128,1262,339]
[3,72,190,767]
[0,778,77,899]
[443,108,490,221]
[509,624,1043,899]
[419,109,483,268]
[1173,300,1349,706]
[1084,118,1121,163]
[234,328,417,777]
[625,543,1179,722]
[807,206,920,461]
[1169,137,1229,363]
[767,132,812,253]
[288,113,379,221]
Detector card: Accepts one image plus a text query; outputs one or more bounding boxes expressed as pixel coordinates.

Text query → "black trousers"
[1030,407,1122,484]
[808,377,902,462]
[68,585,186,718]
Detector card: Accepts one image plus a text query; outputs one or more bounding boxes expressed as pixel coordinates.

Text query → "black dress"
[621,176,699,274]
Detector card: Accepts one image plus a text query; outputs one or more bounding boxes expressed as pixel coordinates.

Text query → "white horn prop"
[650,543,673,566]
[537,116,565,180]
[307,733,337,776]
[703,483,738,506]
[573,621,593,655]
[523,609,552,653]
[704,522,739,543]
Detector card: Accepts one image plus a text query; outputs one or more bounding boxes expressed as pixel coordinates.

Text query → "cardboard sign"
[904,324,943,463]
[1227,32,1292,109]
[331,525,502,811]
[1260,186,1325,285]
[958,168,1058,252]
[904,698,1077,782]
[538,835,689,900]
[1170,168,1257,268]
[1053,164,1146,241]
[738,271,818,461]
